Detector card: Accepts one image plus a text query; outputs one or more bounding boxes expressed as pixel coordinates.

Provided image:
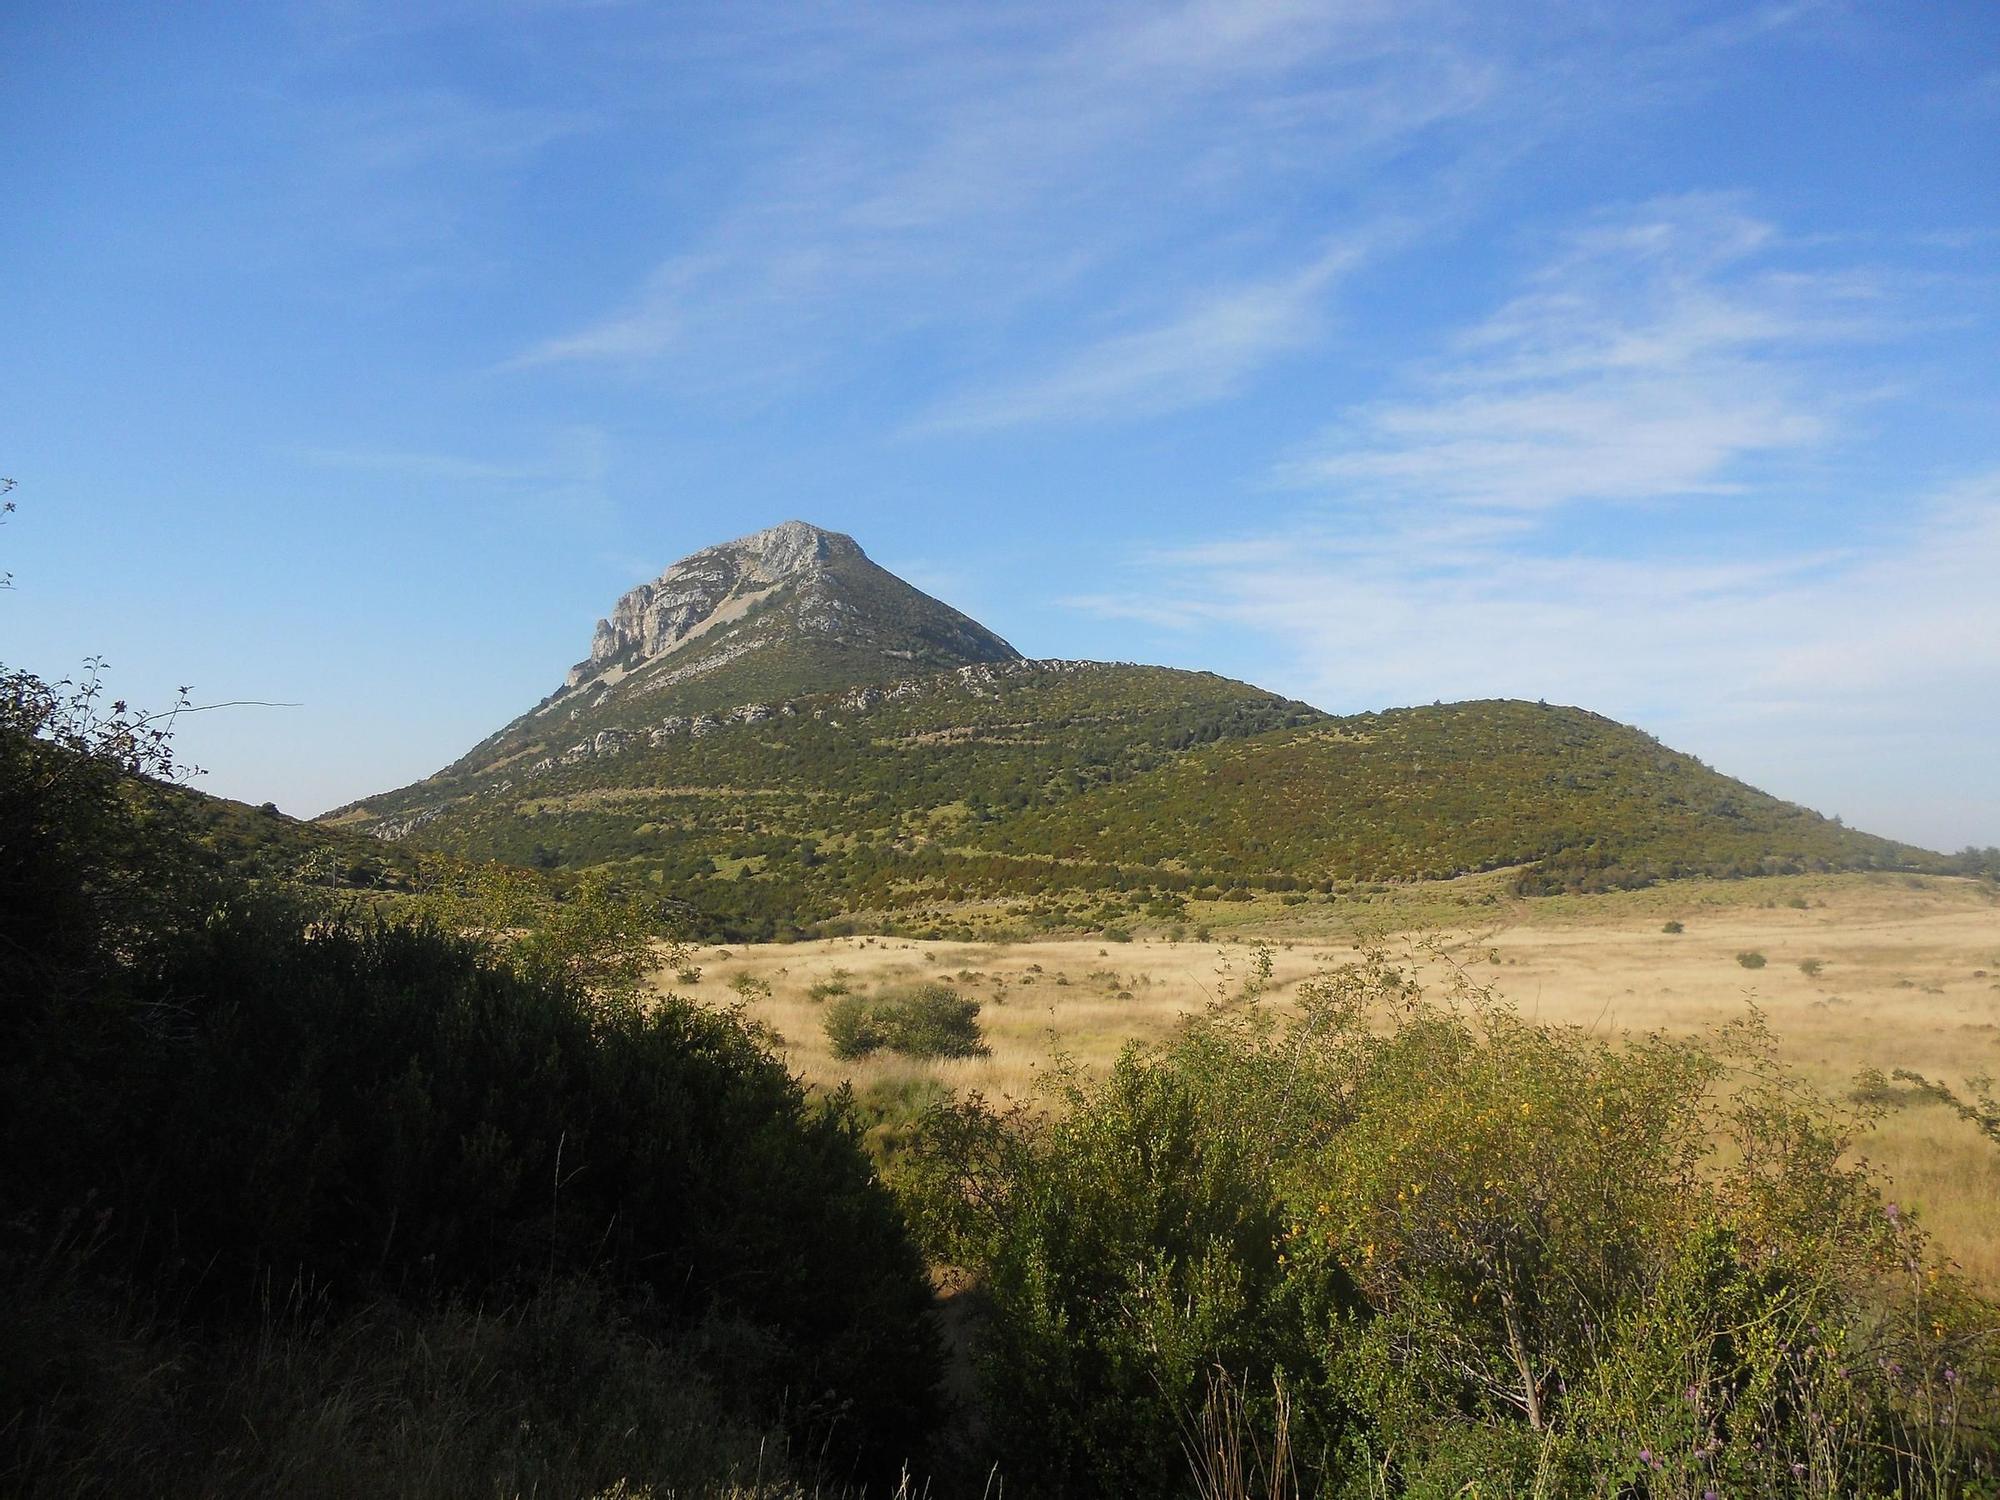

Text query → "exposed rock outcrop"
[557,520,1019,695]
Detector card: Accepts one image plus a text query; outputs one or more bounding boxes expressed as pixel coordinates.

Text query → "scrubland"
[668,871,2000,1284]
[12,646,1996,1493]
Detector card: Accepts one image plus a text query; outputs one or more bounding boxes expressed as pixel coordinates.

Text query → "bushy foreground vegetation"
[3,1273,831,1498]
[1,666,938,1495]
[904,954,2000,1497]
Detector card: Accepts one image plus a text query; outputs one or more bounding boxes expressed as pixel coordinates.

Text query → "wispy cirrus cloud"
[506,0,1499,389]
[294,426,611,512]
[305,89,598,177]
[297,445,546,483]
[919,239,1372,430]
[1282,194,1890,510]
[496,0,1859,443]
[508,256,716,368]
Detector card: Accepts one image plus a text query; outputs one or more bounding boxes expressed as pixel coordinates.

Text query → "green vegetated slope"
[326,522,1941,936]
[982,698,1932,892]
[173,784,432,889]
[332,659,1325,934]
[331,678,1933,938]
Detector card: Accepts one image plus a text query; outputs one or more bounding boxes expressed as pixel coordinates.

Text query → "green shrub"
[823,995,877,1057]
[0,665,216,1010]
[0,1272,818,1500]
[1737,949,1768,969]
[0,667,951,1490]
[850,1076,955,1174]
[407,860,670,1006]
[0,905,941,1475]
[824,984,985,1060]
[905,954,2000,1496]
[1799,956,1825,978]
[1662,919,1684,934]
[0,676,944,1483]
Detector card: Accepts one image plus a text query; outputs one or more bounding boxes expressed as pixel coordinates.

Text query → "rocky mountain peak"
[728,519,857,577]
[559,520,1015,694]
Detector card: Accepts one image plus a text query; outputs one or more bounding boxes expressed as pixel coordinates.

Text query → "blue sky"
[3,0,1996,848]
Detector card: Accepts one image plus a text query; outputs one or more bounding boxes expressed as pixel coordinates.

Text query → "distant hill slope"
[162,782,432,892]
[325,521,1941,937]
[979,700,1931,894]
[327,655,1327,934]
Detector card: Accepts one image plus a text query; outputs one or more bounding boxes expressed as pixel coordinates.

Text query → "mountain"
[464,520,1021,770]
[326,522,1939,938]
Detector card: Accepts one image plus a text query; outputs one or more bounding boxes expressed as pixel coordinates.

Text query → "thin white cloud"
[921,241,1368,430]
[294,426,611,509]
[297,446,543,483]
[506,0,1495,386]
[311,90,596,175]
[509,257,712,368]
[1284,194,1891,509]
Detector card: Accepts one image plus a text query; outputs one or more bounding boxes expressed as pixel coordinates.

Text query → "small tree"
[1,659,207,998]
[411,858,683,1007]
[825,984,985,1060]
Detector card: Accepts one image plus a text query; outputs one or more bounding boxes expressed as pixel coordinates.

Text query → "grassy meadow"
[663,870,2000,1283]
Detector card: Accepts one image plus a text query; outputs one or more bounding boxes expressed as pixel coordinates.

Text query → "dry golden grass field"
[656,871,2000,1282]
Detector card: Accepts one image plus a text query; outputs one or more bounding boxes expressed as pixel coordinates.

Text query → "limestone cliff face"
[560,520,1017,692]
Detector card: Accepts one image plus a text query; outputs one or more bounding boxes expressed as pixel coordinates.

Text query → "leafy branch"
[1892,1069,2000,1148]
